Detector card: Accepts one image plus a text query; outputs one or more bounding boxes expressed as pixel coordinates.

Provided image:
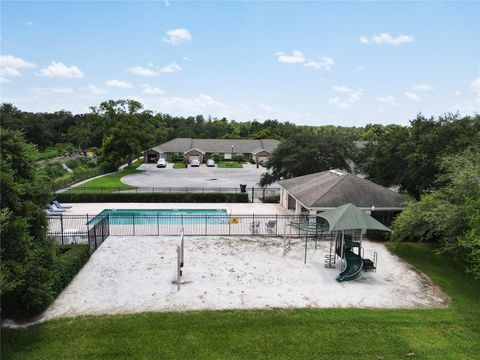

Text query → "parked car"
[156,158,167,168]
[206,159,215,167]
[190,159,200,167]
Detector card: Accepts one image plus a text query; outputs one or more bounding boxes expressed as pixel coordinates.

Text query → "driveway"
[122,163,272,188]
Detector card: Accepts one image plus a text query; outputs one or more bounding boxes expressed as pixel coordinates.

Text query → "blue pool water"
[89,209,229,225]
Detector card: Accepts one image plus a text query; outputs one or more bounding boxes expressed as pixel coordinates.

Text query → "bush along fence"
[55,192,250,203]
[55,186,280,203]
[47,213,330,248]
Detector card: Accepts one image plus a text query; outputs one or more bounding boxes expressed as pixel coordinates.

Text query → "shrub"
[56,192,249,203]
[66,157,90,169]
[53,167,104,190]
[170,154,184,162]
[249,158,256,164]
[212,153,223,163]
[262,195,280,203]
[366,229,391,241]
[53,245,90,294]
[42,161,67,178]
[233,154,245,163]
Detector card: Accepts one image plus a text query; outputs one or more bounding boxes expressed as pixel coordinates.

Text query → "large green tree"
[94,100,158,169]
[391,145,480,278]
[260,128,355,186]
[356,114,480,199]
[0,128,56,315]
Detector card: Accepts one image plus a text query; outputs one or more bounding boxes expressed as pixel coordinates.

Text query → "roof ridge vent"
[329,169,345,176]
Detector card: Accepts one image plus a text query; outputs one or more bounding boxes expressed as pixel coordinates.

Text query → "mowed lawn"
[69,160,144,193]
[217,161,243,168]
[2,243,479,360]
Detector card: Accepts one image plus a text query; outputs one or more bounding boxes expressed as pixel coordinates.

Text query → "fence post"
[60,214,64,245]
[132,213,135,235]
[93,218,98,250]
[205,214,208,236]
[251,187,254,203]
[252,213,255,236]
[86,214,91,249]
[263,187,266,202]
[276,214,278,237]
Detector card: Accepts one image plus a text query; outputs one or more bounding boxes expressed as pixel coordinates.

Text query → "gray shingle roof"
[278,169,407,209]
[150,138,280,154]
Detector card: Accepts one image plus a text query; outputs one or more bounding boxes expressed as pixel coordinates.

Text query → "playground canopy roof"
[317,203,391,232]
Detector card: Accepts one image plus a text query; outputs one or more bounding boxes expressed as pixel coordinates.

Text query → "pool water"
[89,209,229,225]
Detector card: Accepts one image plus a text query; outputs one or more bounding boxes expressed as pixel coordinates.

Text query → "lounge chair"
[46,209,62,216]
[250,220,260,233]
[53,200,72,209]
[265,220,276,232]
[47,204,65,213]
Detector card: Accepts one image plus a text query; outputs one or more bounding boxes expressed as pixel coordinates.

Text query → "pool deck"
[64,202,289,216]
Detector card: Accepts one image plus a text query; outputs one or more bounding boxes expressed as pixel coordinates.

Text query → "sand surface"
[43,236,449,320]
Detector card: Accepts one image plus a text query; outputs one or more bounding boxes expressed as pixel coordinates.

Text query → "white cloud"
[404,92,421,102]
[329,86,363,108]
[276,50,305,64]
[453,90,462,96]
[0,54,37,79]
[105,79,133,89]
[163,28,192,45]
[470,77,480,94]
[333,86,353,93]
[304,56,334,70]
[25,21,33,26]
[378,95,399,106]
[38,61,84,78]
[164,0,170,7]
[182,56,191,61]
[160,62,182,73]
[276,50,334,71]
[413,83,435,91]
[128,66,159,77]
[142,85,165,95]
[360,32,414,46]
[0,76,10,83]
[80,84,108,95]
[0,66,22,77]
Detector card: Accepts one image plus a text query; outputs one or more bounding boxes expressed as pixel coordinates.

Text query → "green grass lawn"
[173,161,186,169]
[2,243,479,359]
[217,161,243,168]
[69,159,144,193]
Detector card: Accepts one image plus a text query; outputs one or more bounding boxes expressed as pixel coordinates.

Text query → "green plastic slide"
[336,250,363,282]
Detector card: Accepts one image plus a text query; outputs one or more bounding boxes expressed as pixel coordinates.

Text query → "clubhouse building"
[144,138,280,165]
[279,169,407,225]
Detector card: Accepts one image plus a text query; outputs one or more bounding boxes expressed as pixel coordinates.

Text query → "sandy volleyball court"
[43,236,449,320]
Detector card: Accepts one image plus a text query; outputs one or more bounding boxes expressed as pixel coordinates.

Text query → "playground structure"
[284,204,388,282]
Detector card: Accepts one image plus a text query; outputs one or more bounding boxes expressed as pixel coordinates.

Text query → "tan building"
[144,138,280,165]
[278,169,407,225]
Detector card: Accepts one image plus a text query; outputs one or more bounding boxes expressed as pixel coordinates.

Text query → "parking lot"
[121,163,273,188]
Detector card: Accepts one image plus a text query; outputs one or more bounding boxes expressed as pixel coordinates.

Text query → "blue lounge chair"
[46,209,62,216]
[53,200,72,209]
[47,204,65,213]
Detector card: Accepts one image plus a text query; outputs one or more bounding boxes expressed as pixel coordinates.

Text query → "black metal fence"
[56,186,280,203]
[48,213,329,250]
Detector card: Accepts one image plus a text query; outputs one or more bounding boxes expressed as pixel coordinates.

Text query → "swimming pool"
[89,209,229,225]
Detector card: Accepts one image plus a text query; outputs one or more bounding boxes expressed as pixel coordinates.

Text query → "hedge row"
[261,195,280,203]
[54,245,90,294]
[56,192,250,203]
[53,167,104,190]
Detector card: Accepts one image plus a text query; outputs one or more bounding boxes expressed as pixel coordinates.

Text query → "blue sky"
[1,1,479,126]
